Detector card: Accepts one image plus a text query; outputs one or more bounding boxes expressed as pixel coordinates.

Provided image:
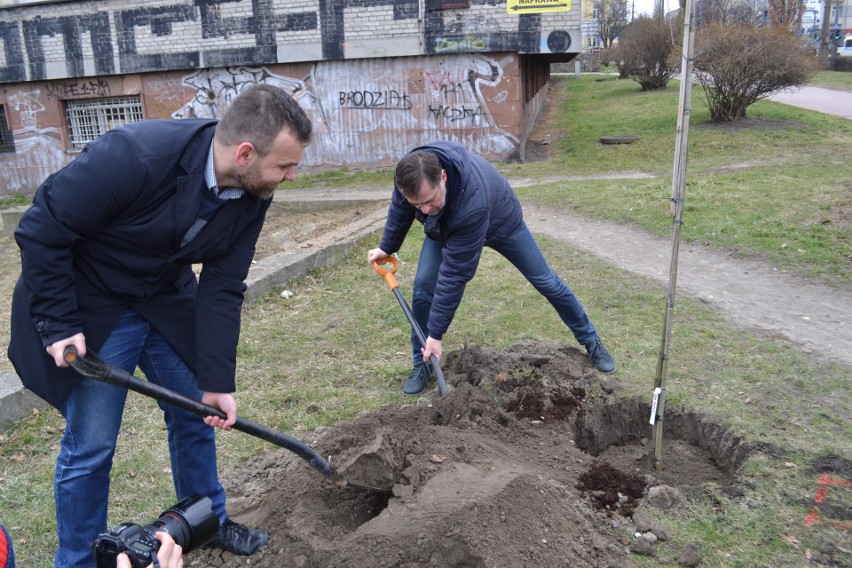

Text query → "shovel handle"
[372,257,399,290]
[62,346,335,480]
[371,262,449,397]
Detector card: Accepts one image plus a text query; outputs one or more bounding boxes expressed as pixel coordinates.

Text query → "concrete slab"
[1,207,27,237]
[245,207,387,302]
[0,372,44,432]
[272,186,389,213]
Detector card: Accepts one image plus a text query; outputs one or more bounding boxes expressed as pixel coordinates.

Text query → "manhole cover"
[600,135,640,144]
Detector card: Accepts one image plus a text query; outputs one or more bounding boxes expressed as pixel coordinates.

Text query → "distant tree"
[692,23,821,120]
[610,16,679,90]
[596,0,630,48]
[698,0,758,26]
[766,0,805,32]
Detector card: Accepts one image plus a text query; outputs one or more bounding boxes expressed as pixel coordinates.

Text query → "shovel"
[62,346,391,495]
[372,257,448,396]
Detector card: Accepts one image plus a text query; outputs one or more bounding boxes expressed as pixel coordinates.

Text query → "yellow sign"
[507,0,572,13]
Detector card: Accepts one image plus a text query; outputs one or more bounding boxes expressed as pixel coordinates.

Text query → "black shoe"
[402,363,431,395]
[585,338,617,374]
[204,518,268,556]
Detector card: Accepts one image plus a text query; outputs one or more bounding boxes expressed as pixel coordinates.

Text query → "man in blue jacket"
[368,142,616,395]
[9,84,311,567]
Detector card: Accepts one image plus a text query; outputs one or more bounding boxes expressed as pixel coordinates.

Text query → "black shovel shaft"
[63,347,334,480]
[391,288,448,396]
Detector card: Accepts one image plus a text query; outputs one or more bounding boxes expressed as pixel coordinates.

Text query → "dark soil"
[192,341,741,567]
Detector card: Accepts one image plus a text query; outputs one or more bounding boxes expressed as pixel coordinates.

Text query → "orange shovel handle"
[372,257,399,290]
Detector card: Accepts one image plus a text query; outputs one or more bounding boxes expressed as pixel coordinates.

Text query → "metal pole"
[652,0,695,472]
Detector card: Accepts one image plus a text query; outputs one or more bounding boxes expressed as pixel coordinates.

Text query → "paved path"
[281,175,852,367]
[522,203,852,368]
[768,85,852,119]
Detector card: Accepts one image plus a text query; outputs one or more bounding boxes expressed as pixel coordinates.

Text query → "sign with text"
[507,0,572,14]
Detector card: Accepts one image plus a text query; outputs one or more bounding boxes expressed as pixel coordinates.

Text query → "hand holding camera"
[116,532,181,568]
[93,495,218,568]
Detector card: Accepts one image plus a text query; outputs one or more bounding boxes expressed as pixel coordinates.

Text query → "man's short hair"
[395,150,442,198]
[215,84,312,156]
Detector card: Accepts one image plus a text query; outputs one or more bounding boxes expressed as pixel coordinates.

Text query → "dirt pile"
[193,341,740,567]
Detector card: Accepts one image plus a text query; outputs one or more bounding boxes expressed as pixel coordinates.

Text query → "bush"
[692,24,821,121]
[578,51,602,72]
[610,16,680,90]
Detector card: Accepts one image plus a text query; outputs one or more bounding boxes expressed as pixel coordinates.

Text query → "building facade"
[0,0,581,196]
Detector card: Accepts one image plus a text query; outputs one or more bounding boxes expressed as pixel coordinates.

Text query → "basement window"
[0,105,14,153]
[66,96,144,150]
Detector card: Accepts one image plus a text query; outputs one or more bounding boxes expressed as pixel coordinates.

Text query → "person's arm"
[426,207,489,342]
[194,200,271,428]
[15,131,147,363]
[377,186,417,255]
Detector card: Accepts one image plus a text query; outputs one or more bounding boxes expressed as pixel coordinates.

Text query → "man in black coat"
[368,141,616,395]
[9,84,311,567]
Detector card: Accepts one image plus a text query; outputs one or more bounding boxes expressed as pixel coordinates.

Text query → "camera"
[93,495,219,568]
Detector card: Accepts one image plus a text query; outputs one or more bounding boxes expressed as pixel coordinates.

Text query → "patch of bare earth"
[194,341,743,567]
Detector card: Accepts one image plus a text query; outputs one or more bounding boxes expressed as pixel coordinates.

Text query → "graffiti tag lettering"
[338,90,412,110]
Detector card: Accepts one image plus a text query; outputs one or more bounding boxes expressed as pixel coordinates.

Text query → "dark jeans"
[53,308,226,568]
[410,222,598,364]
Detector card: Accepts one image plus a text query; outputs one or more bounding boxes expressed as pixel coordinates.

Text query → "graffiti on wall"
[165,56,517,167]
[4,89,65,194]
[171,67,317,120]
[45,79,112,100]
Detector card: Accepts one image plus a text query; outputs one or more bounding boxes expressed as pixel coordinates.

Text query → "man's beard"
[238,166,277,200]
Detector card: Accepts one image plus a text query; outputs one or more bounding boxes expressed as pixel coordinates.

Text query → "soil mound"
[194,340,740,567]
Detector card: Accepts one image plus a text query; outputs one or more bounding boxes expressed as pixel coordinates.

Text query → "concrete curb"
[0,202,388,433]
[0,372,44,432]
[244,207,387,302]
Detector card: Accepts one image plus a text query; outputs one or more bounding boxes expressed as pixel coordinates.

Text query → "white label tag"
[649,387,662,425]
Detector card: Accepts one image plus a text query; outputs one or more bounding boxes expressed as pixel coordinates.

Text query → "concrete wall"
[0,1,574,194]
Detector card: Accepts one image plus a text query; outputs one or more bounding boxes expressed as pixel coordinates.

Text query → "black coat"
[8,119,271,409]
[378,141,523,339]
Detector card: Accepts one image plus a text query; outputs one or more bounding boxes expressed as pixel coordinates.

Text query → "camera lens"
[144,495,219,553]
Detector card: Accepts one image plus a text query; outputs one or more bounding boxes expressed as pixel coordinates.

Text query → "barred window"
[66,96,144,150]
[0,105,14,153]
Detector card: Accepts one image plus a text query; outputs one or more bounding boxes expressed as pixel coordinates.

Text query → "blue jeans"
[54,308,226,568]
[410,222,598,364]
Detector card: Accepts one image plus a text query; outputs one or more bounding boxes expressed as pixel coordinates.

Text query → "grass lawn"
[1,73,850,567]
[809,70,852,92]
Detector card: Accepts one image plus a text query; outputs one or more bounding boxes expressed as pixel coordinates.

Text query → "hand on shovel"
[371,256,449,396]
[421,336,442,366]
[201,392,236,430]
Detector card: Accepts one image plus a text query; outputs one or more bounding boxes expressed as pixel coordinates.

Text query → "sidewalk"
[768,85,852,120]
[523,204,852,368]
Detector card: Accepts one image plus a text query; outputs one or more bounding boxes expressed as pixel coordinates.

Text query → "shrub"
[578,51,602,72]
[610,16,680,91]
[692,24,822,121]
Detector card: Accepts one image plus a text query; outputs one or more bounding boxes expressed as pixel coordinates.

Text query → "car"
[838,34,852,57]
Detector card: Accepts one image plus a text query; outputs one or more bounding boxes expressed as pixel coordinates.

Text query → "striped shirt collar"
[206,143,245,200]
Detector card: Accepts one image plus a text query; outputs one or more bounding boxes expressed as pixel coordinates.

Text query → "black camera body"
[93,495,219,568]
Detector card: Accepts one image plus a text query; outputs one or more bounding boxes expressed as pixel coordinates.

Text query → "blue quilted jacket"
[379,141,523,339]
